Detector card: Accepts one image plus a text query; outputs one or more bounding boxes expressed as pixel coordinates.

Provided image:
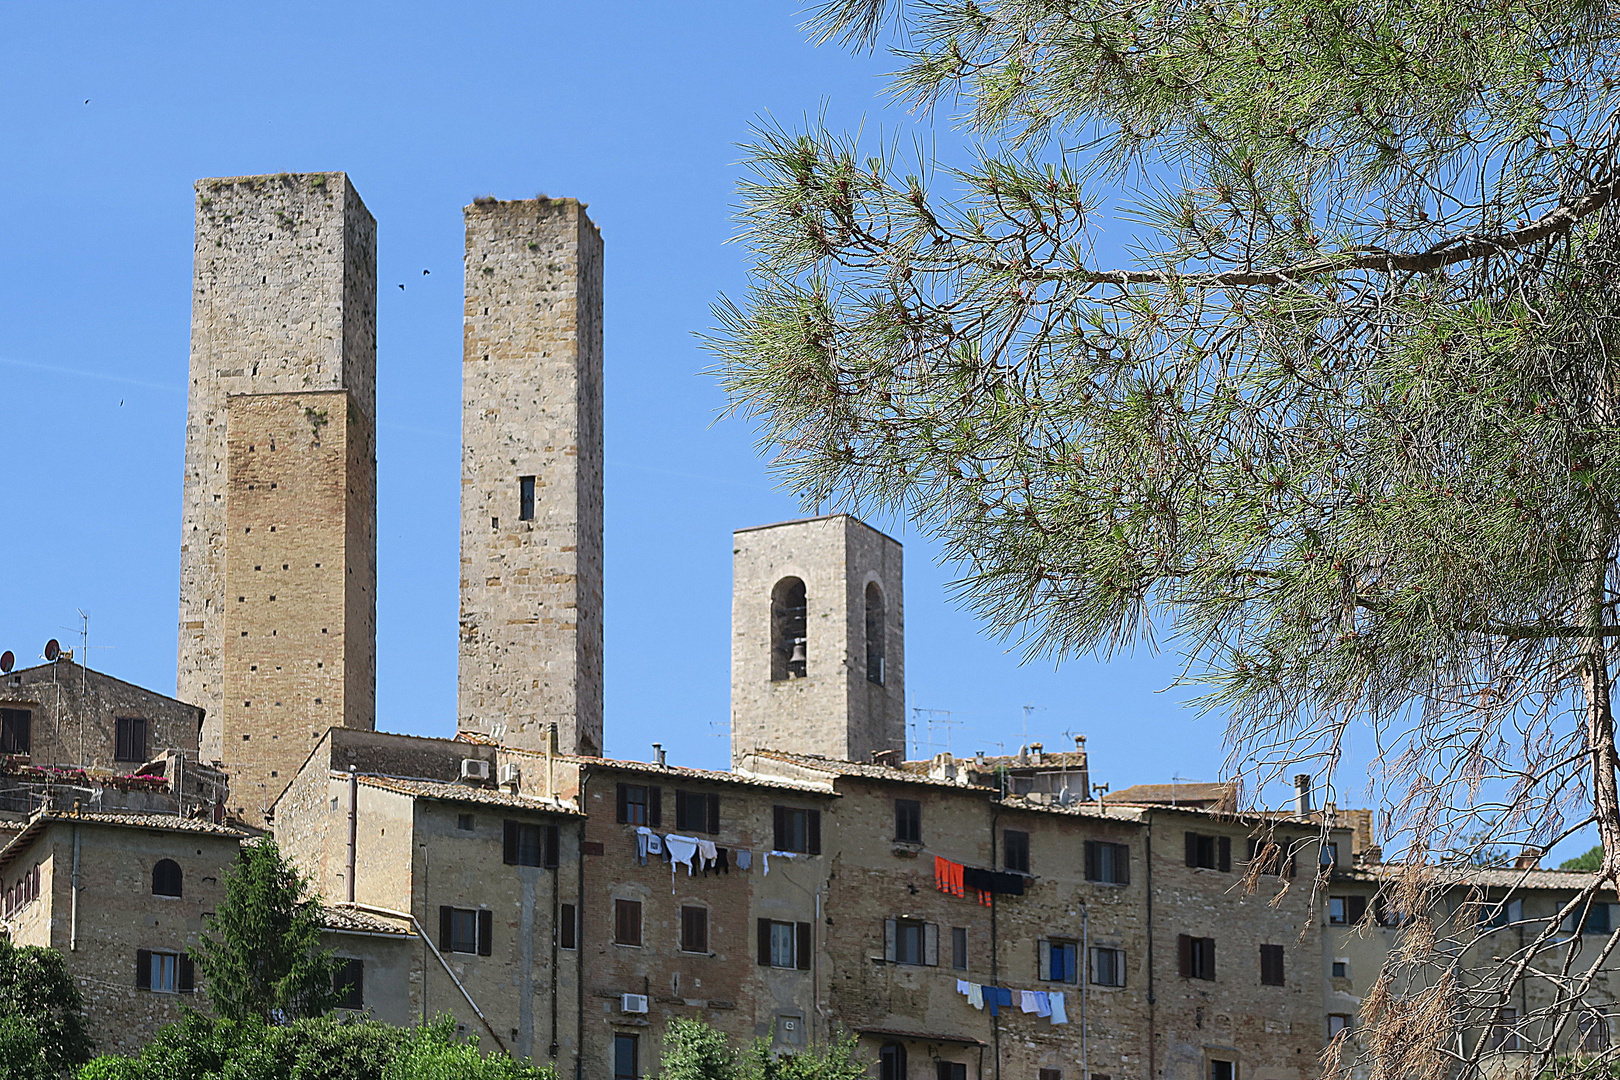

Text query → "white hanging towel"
[968,983,984,1010]
[763,850,798,876]
[664,835,700,874]
[1020,991,1041,1014]
[1048,992,1068,1024]
[696,838,718,869]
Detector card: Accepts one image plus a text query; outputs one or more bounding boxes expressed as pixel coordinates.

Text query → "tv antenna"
[911,707,961,758]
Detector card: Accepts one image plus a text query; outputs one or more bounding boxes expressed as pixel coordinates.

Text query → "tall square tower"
[177,172,377,821]
[730,515,904,765]
[457,198,604,757]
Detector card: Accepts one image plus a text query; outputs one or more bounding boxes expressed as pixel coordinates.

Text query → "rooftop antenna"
[0,651,12,674]
[911,707,960,758]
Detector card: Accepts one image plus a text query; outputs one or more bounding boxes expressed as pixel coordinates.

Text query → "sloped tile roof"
[0,810,245,872]
[353,775,584,815]
[320,905,415,936]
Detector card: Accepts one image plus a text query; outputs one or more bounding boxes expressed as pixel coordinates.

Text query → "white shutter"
[924,923,939,967]
[1038,939,1052,981]
[884,919,897,962]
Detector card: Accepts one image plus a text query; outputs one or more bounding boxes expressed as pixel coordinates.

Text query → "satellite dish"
[0,651,12,674]
[43,639,60,662]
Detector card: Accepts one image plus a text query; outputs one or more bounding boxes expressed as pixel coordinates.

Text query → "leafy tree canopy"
[661,1018,867,1080]
[0,938,93,1077]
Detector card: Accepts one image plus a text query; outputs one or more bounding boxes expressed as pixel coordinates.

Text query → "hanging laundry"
[972,888,992,907]
[1019,990,1041,1014]
[962,867,1026,896]
[635,826,663,865]
[763,850,798,876]
[934,856,965,897]
[695,838,718,870]
[665,835,700,874]
[968,983,984,1010]
[1033,991,1052,1018]
[735,849,752,870]
[708,847,730,875]
[1048,992,1068,1025]
[984,986,1014,1016]
[956,979,973,999]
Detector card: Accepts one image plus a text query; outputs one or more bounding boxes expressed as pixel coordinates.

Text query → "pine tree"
[0,939,92,1076]
[190,837,344,1023]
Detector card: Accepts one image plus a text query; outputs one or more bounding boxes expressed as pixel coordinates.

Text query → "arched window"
[865,581,885,685]
[771,577,807,681]
[152,859,182,898]
[878,1042,907,1080]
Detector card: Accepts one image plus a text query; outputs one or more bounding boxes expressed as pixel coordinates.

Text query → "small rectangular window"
[1209,1060,1236,1080]
[894,799,922,844]
[115,717,149,762]
[1260,944,1285,986]
[137,950,191,993]
[1178,934,1216,980]
[1004,829,1030,874]
[772,806,821,854]
[1185,832,1231,871]
[1041,939,1079,984]
[1321,841,1339,867]
[0,708,31,756]
[559,904,578,949]
[519,476,536,521]
[617,784,661,827]
[675,790,720,835]
[937,1064,967,1080]
[680,906,709,954]
[1090,945,1125,987]
[440,906,486,955]
[333,957,364,1009]
[1585,903,1614,934]
[951,926,968,971]
[758,918,811,969]
[1328,897,1347,925]
[1327,1014,1353,1039]
[1085,841,1130,884]
[614,1033,639,1080]
[615,899,643,947]
[1039,1070,1062,1080]
[1331,958,1349,979]
[503,820,559,868]
[457,814,475,832]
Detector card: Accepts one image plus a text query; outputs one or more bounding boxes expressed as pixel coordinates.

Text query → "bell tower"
[730,515,904,765]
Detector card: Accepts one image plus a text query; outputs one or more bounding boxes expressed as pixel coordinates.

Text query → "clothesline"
[956,980,1068,1025]
[632,827,803,891]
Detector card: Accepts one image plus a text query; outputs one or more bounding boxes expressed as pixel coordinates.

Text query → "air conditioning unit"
[498,763,521,786]
[460,758,491,782]
[620,994,649,1014]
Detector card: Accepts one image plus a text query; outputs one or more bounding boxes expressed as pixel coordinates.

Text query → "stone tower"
[730,515,904,765]
[177,172,377,822]
[457,198,604,757]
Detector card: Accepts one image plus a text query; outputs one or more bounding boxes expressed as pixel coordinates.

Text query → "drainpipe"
[69,819,81,951]
[346,767,358,903]
[549,825,560,1058]
[576,769,589,1080]
[989,794,1001,1080]
[1080,902,1088,1080]
[1145,813,1157,1080]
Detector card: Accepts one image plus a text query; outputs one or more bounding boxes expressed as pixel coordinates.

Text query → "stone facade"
[731,516,905,766]
[178,172,377,803]
[458,198,604,758]
[0,660,201,775]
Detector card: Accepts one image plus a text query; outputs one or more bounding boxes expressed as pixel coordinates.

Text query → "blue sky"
[0,2,1401,824]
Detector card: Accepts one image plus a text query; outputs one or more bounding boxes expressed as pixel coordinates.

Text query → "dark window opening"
[1328,895,1368,926]
[1004,829,1030,874]
[894,799,921,844]
[890,918,933,966]
[115,717,149,763]
[457,814,474,832]
[615,899,643,947]
[1090,945,1125,987]
[951,926,968,971]
[1179,934,1216,980]
[1209,1061,1236,1080]
[675,790,720,834]
[439,906,491,956]
[519,476,536,521]
[1260,944,1285,986]
[614,1033,639,1080]
[503,820,559,868]
[757,918,811,969]
[616,783,661,827]
[773,806,821,854]
[1040,1071,1063,1080]
[865,581,885,684]
[771,577,808,680]
[333,957,364,1009]
[0,709,30,756]
[135,949,192,994]
[1246,837,1295,877]
[559,903,578,949]
[152,859,182,897]
[1041,939,1079,983]
[1085,841,1130,884]
[937,1062,967,1080]
[879,1043,907,1080]
[681,905,709,953]
[1185,832,1231,871]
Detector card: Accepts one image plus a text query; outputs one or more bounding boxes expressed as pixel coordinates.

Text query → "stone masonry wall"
[731,516,905,766]
[0,661,201,772]
[179,172,376,766]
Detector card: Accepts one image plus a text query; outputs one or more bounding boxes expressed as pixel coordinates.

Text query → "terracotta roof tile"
[352,775,584,814]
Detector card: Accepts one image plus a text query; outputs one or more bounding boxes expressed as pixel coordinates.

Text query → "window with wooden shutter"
[0,709,30,756]
[1185,833,1222,870]
[334,957,363,1008]
[477,909,492,956]
[773,806,820,853]
[797,922,812,970]
[680,906,709,954]
[759,918,773,966]
[676,791,721,834]
[1179,934,1216,979]
[178,954,195,993]
[1086,841,1129,884]
[618,784,660,826]
[615,900,643,946]
[1004,829,1030,873]
[136,949,151,989]
[115,717,149,762]
[1260,944,1284,986]
[894,799,921,844]
[503,821,559,868]
[951,927,968,971]
[1218,836,1232,872]
[559,904,578,949]
[1346,895,1368,925]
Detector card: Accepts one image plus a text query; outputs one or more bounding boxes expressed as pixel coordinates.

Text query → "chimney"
[652,743,666,768]
[1514,848,1542,870]
[1294,774,1312,815]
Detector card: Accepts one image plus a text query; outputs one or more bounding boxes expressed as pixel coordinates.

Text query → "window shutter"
[1185,832,1198,867]
[1218,836,1232,872]
[675,790,689,830]
[503,820,518,865]
[807,809,822,855]
[884,918,898,962]
[797,922,812,970]
[1085,841,1097,881]
[136,950,151,989]
[477,909,493,956]
[439,906,454,952]
[1039,939,1052,981]
[544,825,560,868]
[1347,895,1368,925]
[1204,938,1216,980]
[648,787,662,827]
[616,784,629,824]
[773,806,787,850]
[924,923,939,967]
[707,794,721,836]
[1117,844,1131,885]
[758,919,772,966]
[179,954,195,993]
[1177,934,1193,977]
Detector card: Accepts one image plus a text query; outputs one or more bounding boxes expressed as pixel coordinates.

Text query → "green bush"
[0,938,94,1076]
